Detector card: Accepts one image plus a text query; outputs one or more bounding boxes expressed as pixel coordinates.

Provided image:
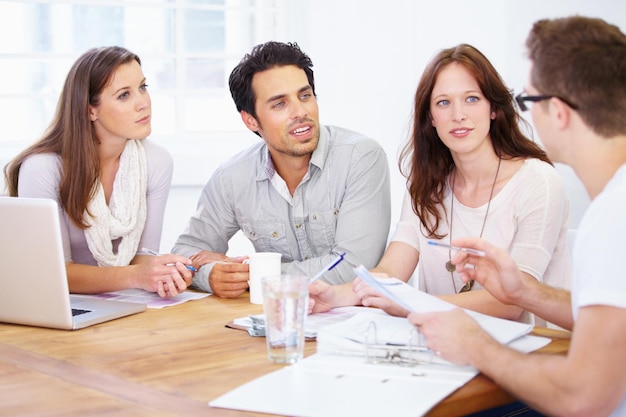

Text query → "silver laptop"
[0,196,146,330]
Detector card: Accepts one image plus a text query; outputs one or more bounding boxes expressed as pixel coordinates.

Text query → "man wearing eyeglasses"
[410,16,626,417]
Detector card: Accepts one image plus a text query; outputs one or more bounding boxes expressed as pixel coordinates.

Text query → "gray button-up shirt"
[173,125,391,292]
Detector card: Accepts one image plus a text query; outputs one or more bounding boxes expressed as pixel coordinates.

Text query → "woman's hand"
[353,277,411,317]
[308,281,359,314]
[135,254,195,298]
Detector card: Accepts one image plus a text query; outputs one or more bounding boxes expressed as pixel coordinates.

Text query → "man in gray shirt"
[173,41,391,298]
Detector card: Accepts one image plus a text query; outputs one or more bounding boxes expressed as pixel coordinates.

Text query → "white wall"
[158,0,626,252]
[300,0,624,228]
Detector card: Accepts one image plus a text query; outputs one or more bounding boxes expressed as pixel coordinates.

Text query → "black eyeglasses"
[515,92,578,112]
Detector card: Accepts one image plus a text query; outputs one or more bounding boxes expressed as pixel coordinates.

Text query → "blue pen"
[427,241,486,257]
[309,252,346,283]
[141,248,197,272]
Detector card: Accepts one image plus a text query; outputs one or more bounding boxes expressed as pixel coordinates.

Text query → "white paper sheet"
[79,288,209,308]
[351,273,534,345]
[315,311,547,364]
[209,352,478,417]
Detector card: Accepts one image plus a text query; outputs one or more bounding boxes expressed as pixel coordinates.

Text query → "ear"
[240,111,259,132]
[88,105,98,122]
[551,97,571,131]
[490,110,496,120]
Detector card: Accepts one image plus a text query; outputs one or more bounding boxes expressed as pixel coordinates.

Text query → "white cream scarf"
[84,139,148,267]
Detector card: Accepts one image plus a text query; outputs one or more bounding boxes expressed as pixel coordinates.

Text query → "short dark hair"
[526,16,626,137]
[228,41,315,118]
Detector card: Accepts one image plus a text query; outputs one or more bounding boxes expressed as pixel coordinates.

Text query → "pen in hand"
[141,248,197,272]
[309,252,346,284]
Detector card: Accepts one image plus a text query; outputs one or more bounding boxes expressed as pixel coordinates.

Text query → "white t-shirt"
[392,158,571,323]
[571,164,626,417]
[17,139,173,265]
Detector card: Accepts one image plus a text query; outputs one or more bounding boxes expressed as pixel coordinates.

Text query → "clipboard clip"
[364,321,433,367]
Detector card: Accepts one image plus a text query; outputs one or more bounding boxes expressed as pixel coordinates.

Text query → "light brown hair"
[4,46,141,228]
[526,16,626,137]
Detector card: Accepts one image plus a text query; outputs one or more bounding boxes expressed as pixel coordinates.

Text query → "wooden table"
[0,294,570,417]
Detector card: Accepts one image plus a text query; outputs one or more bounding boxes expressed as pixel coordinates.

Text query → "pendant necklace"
[446,158,501,293]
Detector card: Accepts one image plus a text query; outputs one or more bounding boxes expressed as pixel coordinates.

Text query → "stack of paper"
[315,311,440,362]
[230,306,367,338]
[315,277,535,361]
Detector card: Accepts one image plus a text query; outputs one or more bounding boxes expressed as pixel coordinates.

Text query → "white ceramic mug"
[245,252,282,304]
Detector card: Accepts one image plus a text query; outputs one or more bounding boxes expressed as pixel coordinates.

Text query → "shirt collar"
[310,125,329,170]
[260,146,275,180]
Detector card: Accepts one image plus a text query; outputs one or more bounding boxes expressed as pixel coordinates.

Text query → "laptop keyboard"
[72,308,91,317]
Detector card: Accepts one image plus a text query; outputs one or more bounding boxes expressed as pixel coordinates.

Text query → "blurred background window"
[0,0,288,183]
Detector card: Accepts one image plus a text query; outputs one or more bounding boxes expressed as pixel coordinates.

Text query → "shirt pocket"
[241,220,290,254]
[307,209,339,254]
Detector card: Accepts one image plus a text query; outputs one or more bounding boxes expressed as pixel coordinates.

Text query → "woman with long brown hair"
[309,44,571,325]
[4,46,193,298]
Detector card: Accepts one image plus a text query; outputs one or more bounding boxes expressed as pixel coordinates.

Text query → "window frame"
[0,0,295,186]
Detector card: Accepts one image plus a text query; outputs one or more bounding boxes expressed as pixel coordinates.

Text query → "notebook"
[0,196,146,330]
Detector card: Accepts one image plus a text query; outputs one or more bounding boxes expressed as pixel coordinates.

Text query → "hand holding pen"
[307,252,351,314]
[141,248,197,272]
[309,252,346,284]
[138,248,196,298]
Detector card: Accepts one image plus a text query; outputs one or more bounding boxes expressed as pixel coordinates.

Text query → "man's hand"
[189,250,227,270]
[451,237,528,306]
[308,281,358,314]
[208,259,249,298]
[408,309,494,365]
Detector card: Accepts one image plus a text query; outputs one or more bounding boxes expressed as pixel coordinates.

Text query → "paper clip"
[364,321,433,367]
